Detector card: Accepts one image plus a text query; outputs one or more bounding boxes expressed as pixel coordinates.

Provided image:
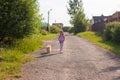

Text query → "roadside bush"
[112,23,120,43]
[41,30,48,35]
[50,26,60,33]
[103,22,120,44]
[103,23,114,41]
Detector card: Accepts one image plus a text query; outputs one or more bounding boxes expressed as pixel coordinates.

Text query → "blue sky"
[38,0,120,26]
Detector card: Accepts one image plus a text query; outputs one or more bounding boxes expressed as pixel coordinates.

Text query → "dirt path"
[14,34,120,80]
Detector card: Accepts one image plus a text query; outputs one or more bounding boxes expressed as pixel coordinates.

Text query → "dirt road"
[14,34,120,80]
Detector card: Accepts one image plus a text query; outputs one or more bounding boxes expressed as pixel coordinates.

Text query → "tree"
[67,0,83,19]
[0,0,42,41]
[73,11,88,34]
[67,0,88,34]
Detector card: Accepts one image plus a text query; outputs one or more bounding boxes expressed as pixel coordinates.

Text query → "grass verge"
[40,34,58,40]
[77,31,120,55]
[0,33,58,80]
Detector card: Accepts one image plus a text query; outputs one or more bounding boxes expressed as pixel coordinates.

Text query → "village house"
[107,11,120,22]
[89,11,120,32]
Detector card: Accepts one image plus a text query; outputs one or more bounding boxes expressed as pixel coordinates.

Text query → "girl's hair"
[60,30,64,35]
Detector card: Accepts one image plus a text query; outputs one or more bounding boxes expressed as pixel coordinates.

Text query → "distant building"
[52,23,63,27]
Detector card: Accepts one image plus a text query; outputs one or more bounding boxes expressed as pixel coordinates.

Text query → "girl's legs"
[60,42,64,53]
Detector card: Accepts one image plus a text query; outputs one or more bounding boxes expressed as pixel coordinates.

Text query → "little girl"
[58,30,65,53]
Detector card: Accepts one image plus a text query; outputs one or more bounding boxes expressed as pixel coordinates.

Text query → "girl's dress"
[59,34,64,53]
[59,34,64,43]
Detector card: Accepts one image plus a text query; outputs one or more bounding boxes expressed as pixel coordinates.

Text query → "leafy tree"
[67,0,88,34]
[73,11,88,34]
[67,0,83,19]
[0,0,41,41]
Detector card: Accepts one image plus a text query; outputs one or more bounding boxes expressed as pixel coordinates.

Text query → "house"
[106,15,112,22]
[89,11,120,32]
[89,15,107,32]
[111,11,120,22]
[92,15,108,24]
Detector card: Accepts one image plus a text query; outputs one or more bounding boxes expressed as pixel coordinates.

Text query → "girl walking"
[58,30,65,53]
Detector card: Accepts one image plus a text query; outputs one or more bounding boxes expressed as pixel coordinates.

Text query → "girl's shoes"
[60,50,63,54]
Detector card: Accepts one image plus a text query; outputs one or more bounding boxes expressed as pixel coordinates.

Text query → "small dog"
[46,45,51,53]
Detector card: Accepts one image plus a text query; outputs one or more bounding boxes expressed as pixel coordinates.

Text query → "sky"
[38,0,120,26]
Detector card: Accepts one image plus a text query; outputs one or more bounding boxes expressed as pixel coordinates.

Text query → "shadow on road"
[101,51,120,72]
[35,52,57,58]
[102,66,120,72]
[113,76,120,80]
[106,51,120,59]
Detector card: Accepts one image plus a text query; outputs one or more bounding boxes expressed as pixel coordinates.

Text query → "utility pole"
[47,9,52,33]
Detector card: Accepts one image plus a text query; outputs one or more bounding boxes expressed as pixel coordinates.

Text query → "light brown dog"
[46,45,51,53]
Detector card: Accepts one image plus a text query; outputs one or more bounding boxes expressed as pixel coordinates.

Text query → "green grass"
[1,50,24,62]
[40,34,58,40]
[0,33,58,80]
[77,31,120,55]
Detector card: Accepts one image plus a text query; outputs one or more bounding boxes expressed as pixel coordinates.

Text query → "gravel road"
[14,34,120,80]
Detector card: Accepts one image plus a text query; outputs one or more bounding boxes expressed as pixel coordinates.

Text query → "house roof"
[112,11,120,15]
[93,15,107,20]
[93,15,108,22]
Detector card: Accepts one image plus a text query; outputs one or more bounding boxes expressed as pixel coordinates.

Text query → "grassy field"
[77,31,120,55]
[0,33,58,80]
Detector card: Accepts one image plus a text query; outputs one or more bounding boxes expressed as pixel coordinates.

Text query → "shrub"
[103,23,113,41]
[41,30,48,35]
[112,23,120,43]
[103,22,120,44]
[50,26,60,33]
